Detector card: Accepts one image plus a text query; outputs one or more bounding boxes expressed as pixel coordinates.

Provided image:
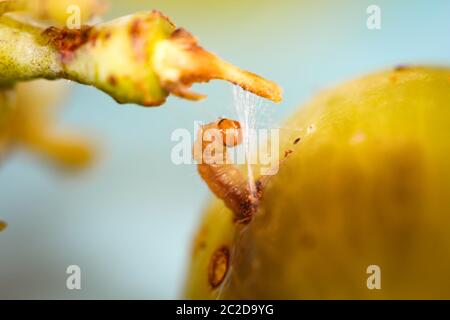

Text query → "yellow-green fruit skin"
[184,66,450,299]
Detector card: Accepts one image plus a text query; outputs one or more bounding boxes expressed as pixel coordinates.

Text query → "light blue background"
[0,0,449,298]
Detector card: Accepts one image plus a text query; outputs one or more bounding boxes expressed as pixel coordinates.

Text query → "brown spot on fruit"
[192,226,208,256]
[0,220,7,232]
[298,233,316,249]
[208,246,230,288]
[293,137,301,145]
[394,65,410,72]
[389,75,398,83]
[284,149,293,158]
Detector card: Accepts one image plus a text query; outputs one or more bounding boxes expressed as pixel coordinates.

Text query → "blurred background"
[0,0,449,299]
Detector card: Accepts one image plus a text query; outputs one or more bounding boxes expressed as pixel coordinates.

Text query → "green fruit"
[184,66,450,299]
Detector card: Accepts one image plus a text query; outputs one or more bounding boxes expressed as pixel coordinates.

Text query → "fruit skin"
[185,66,450,299]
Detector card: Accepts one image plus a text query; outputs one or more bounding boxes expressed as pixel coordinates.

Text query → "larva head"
[217,118,243,147]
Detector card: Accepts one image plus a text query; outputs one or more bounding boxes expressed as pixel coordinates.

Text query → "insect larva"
[194,118,296,222]
[194,118,259,222]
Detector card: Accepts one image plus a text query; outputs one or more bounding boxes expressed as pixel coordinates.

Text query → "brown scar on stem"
[89,31,99,47]
[149,9,176,28]
[129,11,175,63]
[43,25,93,61]
[129,18,149,62]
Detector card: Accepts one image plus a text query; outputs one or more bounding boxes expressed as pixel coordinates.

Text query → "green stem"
[0,14,62,84]
[0,11,282,107]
